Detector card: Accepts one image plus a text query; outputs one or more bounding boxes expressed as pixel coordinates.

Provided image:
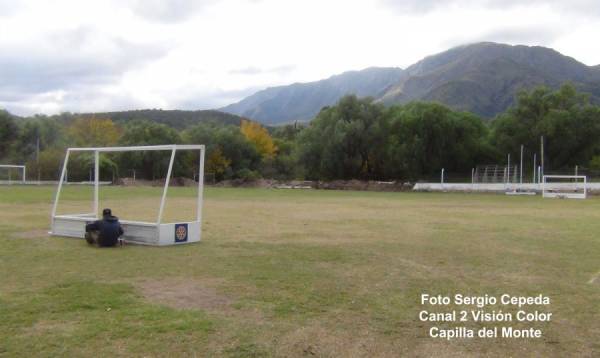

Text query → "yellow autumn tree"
[240,120,277,158]
[69,117,122,147]
[206,147,231,179]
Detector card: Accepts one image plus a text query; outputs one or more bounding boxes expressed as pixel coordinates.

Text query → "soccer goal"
[0,164,26,184]
[50,144,205,246]
[542,175,587,199]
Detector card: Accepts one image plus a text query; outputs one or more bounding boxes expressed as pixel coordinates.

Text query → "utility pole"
[520,145,523,184]
[441,168,444,186]
[540,136,544,179]
[533,153,537,184]
[36,135,40,182]
[507,154,510,184]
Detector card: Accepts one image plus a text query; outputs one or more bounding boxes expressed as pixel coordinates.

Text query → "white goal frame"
[542,175,587,199]
[0,164,26,184]
[50,144,205,246]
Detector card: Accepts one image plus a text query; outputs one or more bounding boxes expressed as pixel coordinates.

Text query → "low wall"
[413,182,600,193]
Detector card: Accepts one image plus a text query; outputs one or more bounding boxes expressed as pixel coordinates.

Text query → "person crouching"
[85,208,124,247]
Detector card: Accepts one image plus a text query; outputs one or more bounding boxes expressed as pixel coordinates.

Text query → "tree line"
[1,84,600,182]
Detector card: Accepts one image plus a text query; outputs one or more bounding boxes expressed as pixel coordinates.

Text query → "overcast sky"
[1,0,599,116]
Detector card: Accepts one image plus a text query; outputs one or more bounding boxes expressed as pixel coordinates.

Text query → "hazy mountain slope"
[220,67,405,124]
[222,42,600,123]
[378,42,600,117]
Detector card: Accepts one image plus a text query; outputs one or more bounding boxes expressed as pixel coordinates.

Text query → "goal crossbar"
[50,144,206,246]
[66,144,203,152]
[0,164,26,183]
[542,175,587,199]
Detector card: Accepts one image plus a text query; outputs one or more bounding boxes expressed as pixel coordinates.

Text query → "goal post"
[50,144,206,246]
[0,164,26,184]
[542,175,587,199]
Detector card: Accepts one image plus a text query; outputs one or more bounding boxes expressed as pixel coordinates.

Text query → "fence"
[426,166,600,185]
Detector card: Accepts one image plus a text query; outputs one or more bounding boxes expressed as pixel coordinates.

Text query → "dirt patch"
[274,323,402,357]
[589,272,600,285]
[163,177,198,187]
[214,178,278,188]
[137,278,232,311]
[214,179,413,191]
[11,229,49,239]
[26,320,77,336]
[116,177,198,187]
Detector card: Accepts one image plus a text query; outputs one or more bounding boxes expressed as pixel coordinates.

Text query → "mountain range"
[220,42,600,124]
[219,67,405,125]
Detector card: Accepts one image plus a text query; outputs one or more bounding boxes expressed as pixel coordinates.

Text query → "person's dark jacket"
[85,215,124,247]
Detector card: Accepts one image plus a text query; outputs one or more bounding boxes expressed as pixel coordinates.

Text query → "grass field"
[1,186,599,357]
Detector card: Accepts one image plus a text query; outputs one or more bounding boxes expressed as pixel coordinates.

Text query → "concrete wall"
[413,182,600,193]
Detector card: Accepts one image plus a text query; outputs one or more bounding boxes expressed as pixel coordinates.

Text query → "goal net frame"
[0,164,26,184]
[542,175,587,199]
[50,144,205,246]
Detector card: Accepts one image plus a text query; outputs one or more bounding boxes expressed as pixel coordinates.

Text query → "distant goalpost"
[542,175,587,199]
[49,144,206,246]
[0,165,26,184]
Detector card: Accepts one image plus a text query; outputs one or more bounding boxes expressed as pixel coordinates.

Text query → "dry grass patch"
[2,187,600,356]
[273,322,405,358]
[136,278,232,312]
[589,271,600,285]
[25,320,78,336]
[10,229,49,240]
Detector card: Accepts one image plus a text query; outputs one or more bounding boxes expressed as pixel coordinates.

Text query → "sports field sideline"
[1,186,599,356]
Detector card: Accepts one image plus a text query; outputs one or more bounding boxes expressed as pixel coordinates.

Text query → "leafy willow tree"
[491,84,600,169]
[299,96,490,180]
[69,117,122,147]
[2,84,599,183]
[299,95,389,180]
[262,137,300,180]
[16,117,63,159]
[117,120,183,180]
[260,123,303,179]
[32,148,64,180]
[0,110,17,159]
[17,117,65,180]
[184,123,261,179]
[272,123,304,141]
[386,102,491,179]
[205,147,231,181]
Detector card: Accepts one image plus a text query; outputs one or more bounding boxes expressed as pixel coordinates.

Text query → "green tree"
[0,110,18,159]
[206,147,231,180]
[69,117,122,147]
[299,95,389,180]
[184,123,261,179]
[14,116,64,164]
[589,155,600,171]
[117,120,183,180]
[386,102,490,179]
[491,84,600,169]
[272,123,304,141]
[26,148,62,180]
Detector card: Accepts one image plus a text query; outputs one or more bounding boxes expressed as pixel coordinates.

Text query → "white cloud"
[0,0,599,115]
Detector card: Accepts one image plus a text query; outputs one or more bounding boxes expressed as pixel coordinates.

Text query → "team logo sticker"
[175,223,188,242]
